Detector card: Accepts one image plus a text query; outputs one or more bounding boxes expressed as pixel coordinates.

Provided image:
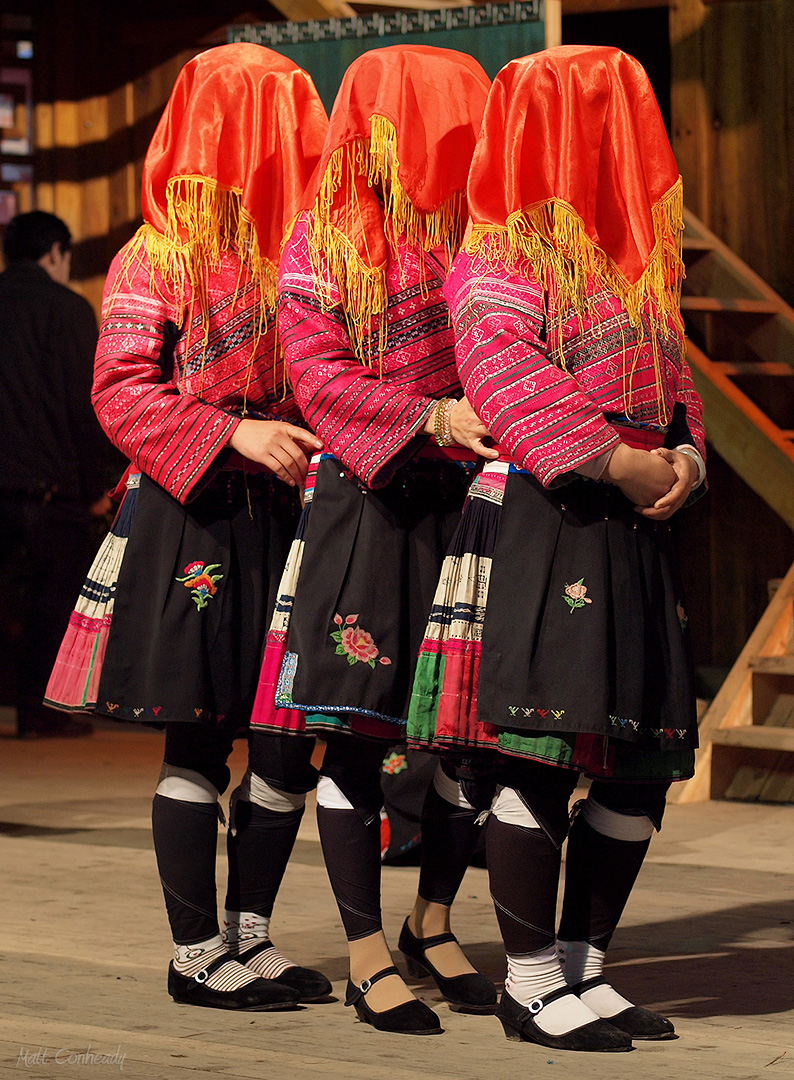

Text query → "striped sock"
[223,911,295,978]
[239,940,295,979]
[173,934,261,991]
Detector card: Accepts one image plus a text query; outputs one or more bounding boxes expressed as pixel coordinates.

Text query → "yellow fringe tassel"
[464,179,685,425]
[111,177,284,400]
[306,116,465,366]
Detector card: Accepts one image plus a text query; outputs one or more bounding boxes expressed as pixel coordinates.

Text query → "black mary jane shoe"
[345,965,443,1035]
[168,955,300,1011]
[571,976,676,1040]
[398,919,497,1014]
[239,940,333,1002]
[496,987,633,1053]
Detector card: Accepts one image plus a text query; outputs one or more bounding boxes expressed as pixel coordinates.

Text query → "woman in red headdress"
[249,45,499,1035]
[407,46,706,1052]
[76,44,333,1011]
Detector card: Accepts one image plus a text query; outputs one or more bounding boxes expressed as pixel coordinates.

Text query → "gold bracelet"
[433,398,455,447]
[432,399,445,446]
[442,398,455,446]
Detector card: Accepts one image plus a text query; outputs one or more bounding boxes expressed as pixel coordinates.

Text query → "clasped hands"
[230,410,698,520]
[601,443,700,520]
[426,400,699,521]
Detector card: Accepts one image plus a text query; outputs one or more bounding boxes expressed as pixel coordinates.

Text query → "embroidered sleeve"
[447,258,620,486]
[278,217,437,488]
[92,250,240,504]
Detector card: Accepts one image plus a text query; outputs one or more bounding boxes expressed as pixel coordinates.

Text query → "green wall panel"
[230,3,544,111]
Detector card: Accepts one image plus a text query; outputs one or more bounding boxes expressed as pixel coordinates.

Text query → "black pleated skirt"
[263,453,472,735]
[407,461,698,781]
[95,470,300,727]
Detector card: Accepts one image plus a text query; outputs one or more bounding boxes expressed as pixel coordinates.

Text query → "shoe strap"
[513,983,575,1019]
[187,951,235,988]
[569,975,610,996]
[237,939,274,962]
[414,930,458,950]
[345,965,400,1006]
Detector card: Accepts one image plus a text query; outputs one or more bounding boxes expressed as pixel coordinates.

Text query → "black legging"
[225,732,318,922]
[488,757,669,956]
[315,735,483,941]
[152,723,314,945]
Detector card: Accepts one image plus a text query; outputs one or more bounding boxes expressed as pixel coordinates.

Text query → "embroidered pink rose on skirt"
[563,578,593,613]
[331,613,392,669]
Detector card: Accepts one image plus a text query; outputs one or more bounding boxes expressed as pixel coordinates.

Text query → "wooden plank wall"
[5,0,281,313]
[669,0,794,673]
[670,0,794,306]
[33,51,194,314]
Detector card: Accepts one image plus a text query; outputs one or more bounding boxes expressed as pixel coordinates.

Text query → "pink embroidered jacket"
[92,247,299,504]
[278,214,461,488]
[445,250,706,485]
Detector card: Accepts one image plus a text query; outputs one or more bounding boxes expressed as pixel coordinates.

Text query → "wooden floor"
[2,712,794,1080]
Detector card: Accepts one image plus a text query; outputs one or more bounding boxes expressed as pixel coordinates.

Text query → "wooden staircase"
[670,210,794,803]
[672,562,794,803]
[680,209,794,530]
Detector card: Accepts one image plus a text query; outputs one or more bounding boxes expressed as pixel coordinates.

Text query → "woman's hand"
[448,397,499,458]
[229,419,322,487]
[601,443,677,509]
[636,447,700,520]
[423,397,499,459]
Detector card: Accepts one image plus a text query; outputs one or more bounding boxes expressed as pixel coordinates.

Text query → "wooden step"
[680,297,780,315]
[663,210,794,805]
[749,655,794,676]
[711,725,794,752]
[714,724,794,802]
[722,755,794,802]
[681,238,714,264]
[763,694,794,727]
[713,742,794,802]
[682,207,794,326]
[686,340,794,530]
[712,360,794,378]
[713,361,794,377]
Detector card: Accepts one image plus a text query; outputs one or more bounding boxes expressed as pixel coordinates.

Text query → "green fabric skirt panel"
[410,643,694,782]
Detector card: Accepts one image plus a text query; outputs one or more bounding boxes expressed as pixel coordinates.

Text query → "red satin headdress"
[123,43,327,324]
[466,46,684,338]
[303,45,491,361]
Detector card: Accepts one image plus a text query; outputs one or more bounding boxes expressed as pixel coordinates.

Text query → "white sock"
[173,934,260,991]
[223,911,294,978]
[557,940,633,1018]
[223,910,270,951]
[506,944,602,1036]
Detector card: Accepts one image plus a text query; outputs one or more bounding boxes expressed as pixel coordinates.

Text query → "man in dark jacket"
[0,211,112,737]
